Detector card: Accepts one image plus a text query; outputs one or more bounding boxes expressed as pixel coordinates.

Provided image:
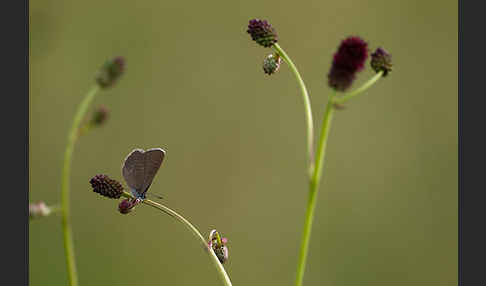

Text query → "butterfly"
[122,148,166,201]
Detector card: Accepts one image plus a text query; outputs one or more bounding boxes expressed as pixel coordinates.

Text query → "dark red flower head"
[118,198,138,214]
[327,36,368,91]
[247,19,278,48]
[90,174,124,199]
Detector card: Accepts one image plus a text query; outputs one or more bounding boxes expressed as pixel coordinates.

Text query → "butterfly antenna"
[147,193,164,200]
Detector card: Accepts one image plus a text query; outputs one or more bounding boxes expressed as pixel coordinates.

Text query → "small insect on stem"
[209,230,229,264]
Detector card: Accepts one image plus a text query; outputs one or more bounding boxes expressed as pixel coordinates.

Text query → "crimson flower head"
[89,174,124,199]
[247,19,278,48]
[118,198,138,214]
[327,36,368,91]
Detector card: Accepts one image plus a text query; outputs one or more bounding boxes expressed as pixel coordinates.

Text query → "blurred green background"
[29,0,457,285]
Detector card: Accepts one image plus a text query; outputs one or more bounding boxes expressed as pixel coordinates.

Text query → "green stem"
[61,85,100,286]
[273,43,315,176]
[295,73,383,286]
[121,193,233,286]
[49,204,63,215]
[295,92,335,286]
[332,72,383,104]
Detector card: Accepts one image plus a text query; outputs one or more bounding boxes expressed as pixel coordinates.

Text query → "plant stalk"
[332,72,383,104]
[61,85,100,286]
[295,92,335,286]
[295,73,383,286]
[273,43,315,176]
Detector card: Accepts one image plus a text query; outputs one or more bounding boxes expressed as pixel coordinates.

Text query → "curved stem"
[332,72,383,104]
[273,43,315,176]
[61,85,100,286]
[295,92,335,286]
[121,193,232,286]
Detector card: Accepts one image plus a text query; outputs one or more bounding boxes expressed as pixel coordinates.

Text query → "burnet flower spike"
[89,174,124,199]
[327,36,369,92]
[247,19,278,48]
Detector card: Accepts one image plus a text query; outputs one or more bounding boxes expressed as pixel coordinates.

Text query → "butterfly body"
[122,148,166,201]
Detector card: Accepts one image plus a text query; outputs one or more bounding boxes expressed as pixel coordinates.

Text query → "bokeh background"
[29,0,457,285]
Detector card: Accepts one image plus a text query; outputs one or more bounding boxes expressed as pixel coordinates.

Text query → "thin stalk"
[61,85,100,286]
[295,92,335,286]
[295,73,383,286]
[273,43,315,176]
[49,205,62,215]
[121,193,233,286]
[49,204,63,215]
[332,72,383,104]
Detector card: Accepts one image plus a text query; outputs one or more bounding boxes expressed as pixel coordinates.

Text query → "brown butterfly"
[122,148,165,200]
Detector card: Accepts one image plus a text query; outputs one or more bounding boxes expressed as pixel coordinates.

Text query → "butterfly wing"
[140,148,165,196]
[122,149,147,192]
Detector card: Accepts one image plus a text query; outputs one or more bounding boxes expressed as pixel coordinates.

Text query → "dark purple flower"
[263,54,282,75]
[90,174,124,199]
[95,56,125,89]
[247,19,278,48]
[327,36,369,91]
[118,198,138,214]
[371,47,392,76]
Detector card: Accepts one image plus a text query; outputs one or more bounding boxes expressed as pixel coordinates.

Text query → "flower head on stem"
[328,36,368,92]
[263,53,282,75]
[247,19,278,48]
[245,19,317,176]
[95,56,125,89]
[371,47,393,77]
[89,174,124,199]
